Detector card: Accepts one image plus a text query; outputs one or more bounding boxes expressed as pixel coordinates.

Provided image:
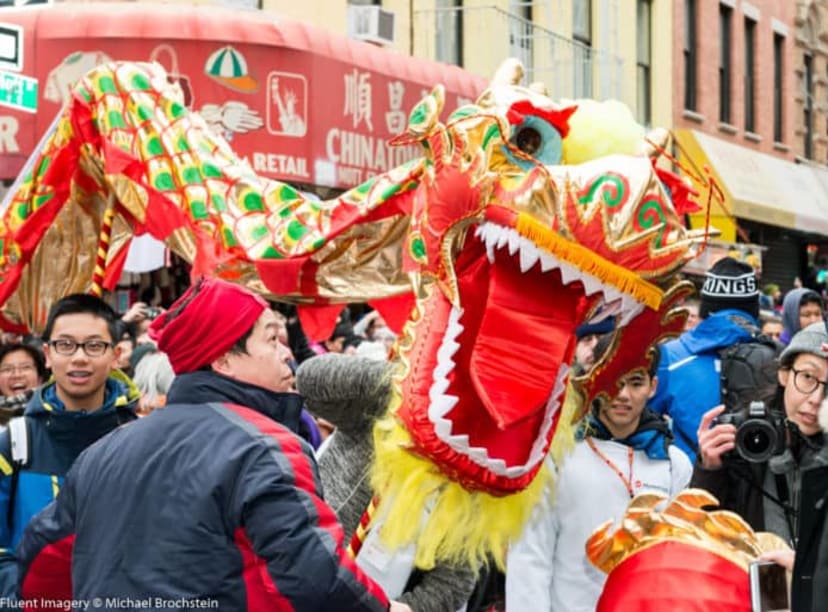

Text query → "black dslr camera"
[715,401,786,463]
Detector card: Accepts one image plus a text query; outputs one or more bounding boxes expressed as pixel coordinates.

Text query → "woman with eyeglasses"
[692,322,828,603]
[0,343,47,425]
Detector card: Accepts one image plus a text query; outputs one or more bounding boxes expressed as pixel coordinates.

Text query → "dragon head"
[381,61,701,498]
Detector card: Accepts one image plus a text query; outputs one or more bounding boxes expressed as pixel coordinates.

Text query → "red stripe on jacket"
[224,403,389,607]
[21,534,75,611]
[234,528,293,612]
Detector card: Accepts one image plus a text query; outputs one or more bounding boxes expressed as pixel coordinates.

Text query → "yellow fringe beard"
[369,381,583,572]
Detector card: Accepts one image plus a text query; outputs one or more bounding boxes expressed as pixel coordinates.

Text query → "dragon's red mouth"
[410,220,648,480]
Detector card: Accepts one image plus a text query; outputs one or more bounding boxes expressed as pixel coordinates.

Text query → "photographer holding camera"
[692,321,828,547]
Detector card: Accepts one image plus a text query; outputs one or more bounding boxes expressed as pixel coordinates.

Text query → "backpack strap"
[8,417,28,467]
[6,416,28,533]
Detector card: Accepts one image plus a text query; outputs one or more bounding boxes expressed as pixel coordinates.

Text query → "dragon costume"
[0,59,711,568]
[587,489,790,611]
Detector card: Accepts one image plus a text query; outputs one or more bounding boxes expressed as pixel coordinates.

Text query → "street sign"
[0,68,36,112]
[0,1,52,7]
[0,22,22,72]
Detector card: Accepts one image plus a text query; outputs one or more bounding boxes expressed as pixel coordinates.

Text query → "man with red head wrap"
[15,278,402,612]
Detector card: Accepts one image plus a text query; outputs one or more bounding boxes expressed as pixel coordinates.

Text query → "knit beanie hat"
[149,277,268,374]
[779,321,828,368]
[296,354,391,436]
[575,316,615,340]
[699,257,759,320]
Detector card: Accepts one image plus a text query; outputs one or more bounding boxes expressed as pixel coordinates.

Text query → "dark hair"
[800,292,824,310]
[593,332,661,379]
[227,324,256,356]
[42,294,120,343]
[114,320,137,346]
[197,323,255,372]
[0,343,48,382]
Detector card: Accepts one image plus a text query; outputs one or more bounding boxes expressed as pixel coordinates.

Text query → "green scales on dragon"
[0,58,712,568]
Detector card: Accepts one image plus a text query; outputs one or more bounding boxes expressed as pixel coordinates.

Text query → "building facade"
[254,1,671,128]
[672,0,828,289]
[794,0,828,164]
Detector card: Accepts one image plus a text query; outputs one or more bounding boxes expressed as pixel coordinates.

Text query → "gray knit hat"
[779,321,828,368]
[295,354,392,436]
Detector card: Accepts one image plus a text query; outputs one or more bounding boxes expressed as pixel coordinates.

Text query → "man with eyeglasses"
[693,321,828,551]
[0,294,139,597]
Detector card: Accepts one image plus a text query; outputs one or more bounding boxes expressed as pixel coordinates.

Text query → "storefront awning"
[0,3,487,189]
[674,129,828,238]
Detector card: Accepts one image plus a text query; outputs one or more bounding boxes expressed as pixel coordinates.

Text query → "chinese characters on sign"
[344,69,373,131]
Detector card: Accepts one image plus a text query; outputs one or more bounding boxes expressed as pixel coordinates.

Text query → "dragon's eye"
[515,127,542,156]
[503,115,563,168]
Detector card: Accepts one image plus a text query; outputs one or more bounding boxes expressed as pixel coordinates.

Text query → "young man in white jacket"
[505,341,692,611]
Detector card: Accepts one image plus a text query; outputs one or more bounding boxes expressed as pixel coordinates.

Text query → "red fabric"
[234,528,293,612]
[21,534,75,611]
[102,236,130,291]
[597,540,750,612]
[506,100,578,137]
[224,403,389,608]
[369,293,416,336]
[296,304,342,343]
[149,277,267,374]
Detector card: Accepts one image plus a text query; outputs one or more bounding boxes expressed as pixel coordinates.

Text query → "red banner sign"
[0,4,486,189]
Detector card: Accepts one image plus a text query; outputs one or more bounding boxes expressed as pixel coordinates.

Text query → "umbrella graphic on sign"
[204,45,258,93]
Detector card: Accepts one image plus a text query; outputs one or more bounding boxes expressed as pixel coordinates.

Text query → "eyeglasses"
[49,339,113,357]
[791,368,828,395]
[0,364,36,376]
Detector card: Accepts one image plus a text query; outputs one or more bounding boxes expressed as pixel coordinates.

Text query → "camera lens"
[735,419,778,463]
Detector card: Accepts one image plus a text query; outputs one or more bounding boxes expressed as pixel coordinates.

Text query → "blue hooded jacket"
[649,309,758,461]
[0,371,138,597]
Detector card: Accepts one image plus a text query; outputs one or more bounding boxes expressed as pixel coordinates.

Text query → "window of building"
[509,1,534,77]
[573,0,592,98]
[636,0,652,125]
[684,0,697,111]
[805,53,814,158]
[436,0,463,66]
[744,17,756,133]
[773,33,784,142]
[719,4,732,124]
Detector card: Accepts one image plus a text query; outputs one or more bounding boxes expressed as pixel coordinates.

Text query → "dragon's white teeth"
[486,240,496,263]
[601,285,622,305]
[507,233,521,256]
[581,273,603,295]
[539,252,557,272]
[468,447,489,462]
[619,300,646,326]
[519,246,540,273]
[429,377,450,403]
[434,418,453,438]
[559,261,580,286]
[495,230,509,250]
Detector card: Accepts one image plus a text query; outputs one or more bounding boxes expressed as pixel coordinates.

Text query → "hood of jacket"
[781,288,822,342]
[677,309,758,355]
[166,370,304,435]
[24,369,139,450]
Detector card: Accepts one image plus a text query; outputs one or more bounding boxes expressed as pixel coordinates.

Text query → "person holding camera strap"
[692,322,828,552]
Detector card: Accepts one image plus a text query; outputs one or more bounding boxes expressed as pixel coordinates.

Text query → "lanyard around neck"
[586,437,636,498]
